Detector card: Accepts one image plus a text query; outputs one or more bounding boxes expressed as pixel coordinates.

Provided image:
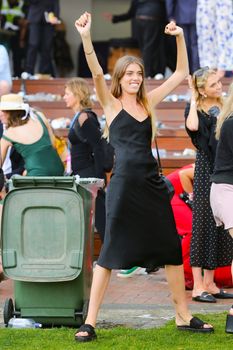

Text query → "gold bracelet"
[84,47,94,55]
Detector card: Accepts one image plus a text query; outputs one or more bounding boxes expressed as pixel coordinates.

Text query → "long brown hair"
[104,55,157,139]
[215,82,233,139]
[65,77,92,109]
[6,110,28,127]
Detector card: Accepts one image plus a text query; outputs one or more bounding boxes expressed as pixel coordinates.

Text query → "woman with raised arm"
[185,69,233,303]
[74,12,213,342]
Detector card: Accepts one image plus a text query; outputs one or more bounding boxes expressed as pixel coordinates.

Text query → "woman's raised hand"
[75,12,91,36]
[164,21,183,37]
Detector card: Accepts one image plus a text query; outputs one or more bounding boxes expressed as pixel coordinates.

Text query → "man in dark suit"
[25,0,60,75]
[165,0,199,73]
[104,0,168,78]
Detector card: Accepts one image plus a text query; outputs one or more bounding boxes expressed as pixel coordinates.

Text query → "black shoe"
[192,291,216,303]
[75,324,97,342]
[145,266,160,274]
[212,289,233,299]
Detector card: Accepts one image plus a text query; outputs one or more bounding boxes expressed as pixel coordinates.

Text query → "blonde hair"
[215,82,233,139]
[65,77,92,109]
[192,68,223,110]
[103,55,157,140]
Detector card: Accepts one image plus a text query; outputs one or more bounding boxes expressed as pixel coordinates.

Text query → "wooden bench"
[12,77,232,96]
[27,100,187,124]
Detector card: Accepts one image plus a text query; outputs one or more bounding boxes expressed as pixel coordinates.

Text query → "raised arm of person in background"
[147,21,189,107]
[185,75,199,131]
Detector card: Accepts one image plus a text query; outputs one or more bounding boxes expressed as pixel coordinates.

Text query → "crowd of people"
[0,0,73,78]
[0,1,233,344]
[104,0,233,78]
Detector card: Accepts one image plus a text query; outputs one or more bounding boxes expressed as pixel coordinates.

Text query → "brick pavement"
[0,269,232,329]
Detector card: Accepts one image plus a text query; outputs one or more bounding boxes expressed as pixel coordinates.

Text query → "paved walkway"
[0,269,232,329]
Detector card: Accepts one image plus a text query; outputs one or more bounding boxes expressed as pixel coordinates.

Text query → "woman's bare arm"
[185,75,199,131]
[148,21,189,108]
[75,12,114,112]
[179,164,195,193]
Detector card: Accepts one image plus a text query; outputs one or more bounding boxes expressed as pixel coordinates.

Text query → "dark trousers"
[10,32,26,77]
[26,22,55,75]
[181,24,200,73]
[135,18,165,77]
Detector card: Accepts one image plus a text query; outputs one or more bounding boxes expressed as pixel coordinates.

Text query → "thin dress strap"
[1,134,15,143]
[119,99,123,110]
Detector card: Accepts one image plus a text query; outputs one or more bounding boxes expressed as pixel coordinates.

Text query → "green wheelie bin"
[1,176,104,327]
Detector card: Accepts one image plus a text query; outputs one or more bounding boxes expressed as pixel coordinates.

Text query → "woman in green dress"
[0,94,64,176]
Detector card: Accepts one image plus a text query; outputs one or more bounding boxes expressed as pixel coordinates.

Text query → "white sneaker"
[117,267,147,278]
[154,73,164,80]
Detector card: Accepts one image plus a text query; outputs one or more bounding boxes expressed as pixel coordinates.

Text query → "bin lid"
[1,187,85,282]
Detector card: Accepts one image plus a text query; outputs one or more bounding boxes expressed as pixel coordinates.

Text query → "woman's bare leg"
[203,269,219,294]
[75,264,111,336]
[192,266,206,297]
[165,264,212,328]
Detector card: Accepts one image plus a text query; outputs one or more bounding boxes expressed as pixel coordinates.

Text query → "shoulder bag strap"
[154,138,163,176]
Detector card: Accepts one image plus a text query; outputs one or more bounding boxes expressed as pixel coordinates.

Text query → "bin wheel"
[82,300,89,322]
[3,298,14,326]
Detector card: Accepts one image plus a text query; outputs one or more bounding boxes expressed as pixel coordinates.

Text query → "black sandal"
[177,316,214,333]
[75,324,97,342]
[226,306,233,334]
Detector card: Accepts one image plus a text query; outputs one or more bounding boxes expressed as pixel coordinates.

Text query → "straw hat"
[0,94,29,111]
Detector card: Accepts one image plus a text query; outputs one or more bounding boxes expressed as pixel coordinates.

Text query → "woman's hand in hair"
[188,75,198,104]
[75,12,91,37]
[164,21,183,37]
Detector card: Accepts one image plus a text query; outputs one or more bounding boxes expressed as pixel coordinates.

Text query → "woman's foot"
[75,324,97,342]
[177,316,214,333]
[192,291,216,303]
[205,282,233,299]
[192,287,216,303]
[204,281,220,295]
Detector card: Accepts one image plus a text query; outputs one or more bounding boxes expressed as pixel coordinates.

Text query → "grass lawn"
[0,313,232,350]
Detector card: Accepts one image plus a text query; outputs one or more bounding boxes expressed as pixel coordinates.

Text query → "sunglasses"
[193,66,209,85]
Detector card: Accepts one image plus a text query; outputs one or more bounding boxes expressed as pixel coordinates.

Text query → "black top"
[184,103,219,163]
[211,116,233,184]
[68,111,105,179]
[98,108,182,269]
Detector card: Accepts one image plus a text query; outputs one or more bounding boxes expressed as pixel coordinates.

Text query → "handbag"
[154,139,175,200]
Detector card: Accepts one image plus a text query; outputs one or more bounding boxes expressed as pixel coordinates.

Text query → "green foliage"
[0,313,231,350]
